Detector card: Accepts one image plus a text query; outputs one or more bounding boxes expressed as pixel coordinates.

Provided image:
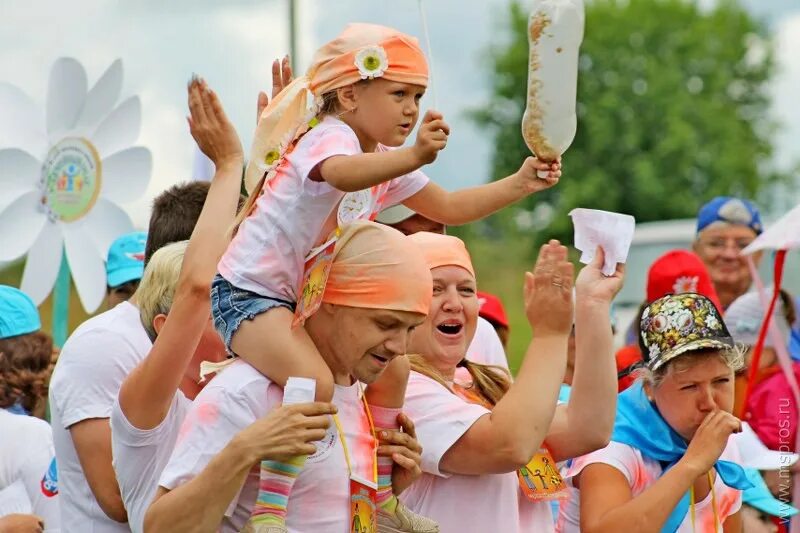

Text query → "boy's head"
[144,181,211,267]
[106,231,147,308]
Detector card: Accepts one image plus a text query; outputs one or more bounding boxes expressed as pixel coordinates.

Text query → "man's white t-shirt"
[110,392,190,533]
[158,360,375,533]
[402,372,555,532]
[0,409,60,531]
[49,301,152,533]
[556,440,743,532]
[217,116,429,302]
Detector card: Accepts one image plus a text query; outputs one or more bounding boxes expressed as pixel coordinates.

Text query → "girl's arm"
[439,241,574,474]
[723,510,742,533]
[319,110,448,192]
[117,80,243,430]
[402,156,560,226]
[546,249,624,462]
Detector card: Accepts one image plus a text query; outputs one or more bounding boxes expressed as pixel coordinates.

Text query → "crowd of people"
[1,22,799,533]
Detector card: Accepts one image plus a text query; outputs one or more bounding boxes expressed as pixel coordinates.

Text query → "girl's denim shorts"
[210,274,294,356]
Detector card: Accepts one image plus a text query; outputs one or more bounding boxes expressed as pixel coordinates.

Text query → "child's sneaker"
[377,500,439,533]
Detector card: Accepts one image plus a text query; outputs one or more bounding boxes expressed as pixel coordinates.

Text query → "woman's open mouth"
[436,321,463,337]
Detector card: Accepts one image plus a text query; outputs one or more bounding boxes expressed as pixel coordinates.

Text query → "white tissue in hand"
[569,208,635,276]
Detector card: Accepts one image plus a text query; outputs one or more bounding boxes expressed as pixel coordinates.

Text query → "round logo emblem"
[307,423,338,463]
[39,137,102,222]
[337,189,373,227]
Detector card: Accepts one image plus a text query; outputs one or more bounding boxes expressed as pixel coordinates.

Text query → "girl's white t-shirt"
[401,372,555,533]
[218,116,429,302]
[158,360,375,533]
[556,440,743,532]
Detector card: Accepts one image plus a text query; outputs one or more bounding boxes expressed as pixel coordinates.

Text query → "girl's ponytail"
[408,354,511,408]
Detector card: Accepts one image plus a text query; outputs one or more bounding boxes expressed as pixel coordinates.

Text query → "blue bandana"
[611,382,752,532]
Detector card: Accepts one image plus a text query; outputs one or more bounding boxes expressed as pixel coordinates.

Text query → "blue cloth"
[0,285,41,339]
[743,467,798,518]
[558,383,572,403]
[611,382,752,532]
[106,231,147,287]
[696,196,762,235]
[4,403,30,416]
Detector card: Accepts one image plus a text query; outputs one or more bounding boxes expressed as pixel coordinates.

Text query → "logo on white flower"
[673,275,699,294]
[354,45,389,80]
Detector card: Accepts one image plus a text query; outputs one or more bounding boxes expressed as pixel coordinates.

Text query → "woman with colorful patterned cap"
[558,293,752,532]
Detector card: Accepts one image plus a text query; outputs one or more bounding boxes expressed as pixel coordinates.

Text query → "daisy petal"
[76,59,123,131]
[0,191,48,261]
[79,197,134,259]
[0,148,40,206]
[47,58,88,141]
[92,96,141,157]
[63,221,107,313]
[20,223,64,306]
[100,146,152,203]
[0,82,47,157]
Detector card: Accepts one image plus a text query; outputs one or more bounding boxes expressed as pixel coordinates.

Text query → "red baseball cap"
[477,291,509,329]
[646,250,723,311]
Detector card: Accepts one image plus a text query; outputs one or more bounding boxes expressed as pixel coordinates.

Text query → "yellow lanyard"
[689,471,719,533]
[331,384,378,485]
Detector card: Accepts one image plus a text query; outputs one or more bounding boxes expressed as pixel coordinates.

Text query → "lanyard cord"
[331,384,378,485]
[689,471,719,532]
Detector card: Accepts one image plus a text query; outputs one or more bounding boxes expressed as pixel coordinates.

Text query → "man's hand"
[233,402,336,463]
[187,77,243,171]
[378,413,424,495]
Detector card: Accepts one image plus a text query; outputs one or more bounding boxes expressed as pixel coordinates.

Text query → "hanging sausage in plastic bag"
[522,0,585,177]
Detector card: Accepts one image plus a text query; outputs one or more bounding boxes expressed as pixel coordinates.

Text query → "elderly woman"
[399,234,623,531]
[559,293,751,532]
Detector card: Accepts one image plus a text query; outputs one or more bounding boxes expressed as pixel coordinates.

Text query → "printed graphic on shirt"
[41,457,59,497]
[307,422,338,463]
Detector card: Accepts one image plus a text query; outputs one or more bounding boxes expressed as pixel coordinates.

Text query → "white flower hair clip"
[354,45,389,80]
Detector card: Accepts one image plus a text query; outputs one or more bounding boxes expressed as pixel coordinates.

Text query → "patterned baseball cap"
[639,293,734,371]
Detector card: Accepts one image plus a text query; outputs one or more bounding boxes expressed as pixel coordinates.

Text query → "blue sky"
[1,0,798,228]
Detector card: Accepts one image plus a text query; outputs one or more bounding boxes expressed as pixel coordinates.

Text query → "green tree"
[471,0,785,248]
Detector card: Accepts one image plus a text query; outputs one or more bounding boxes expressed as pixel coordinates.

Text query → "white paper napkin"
[569,208,635,276]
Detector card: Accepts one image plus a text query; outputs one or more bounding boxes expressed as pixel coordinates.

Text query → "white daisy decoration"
[0,58,151,313]
[354,45,389,80]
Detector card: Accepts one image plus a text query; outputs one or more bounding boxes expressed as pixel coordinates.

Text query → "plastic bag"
[522,0,585,167]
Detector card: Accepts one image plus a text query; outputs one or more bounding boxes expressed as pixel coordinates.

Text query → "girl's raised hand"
[412,110,449,165]
[575,246,625,305]
[187,77,243,170]
[524,240,574,336]
[515,156,561,194]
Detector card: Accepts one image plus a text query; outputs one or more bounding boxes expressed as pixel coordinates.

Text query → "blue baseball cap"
[696,196,763,236]
[106,232,147,288]
[743,468,799,518]
[0,285,41,339]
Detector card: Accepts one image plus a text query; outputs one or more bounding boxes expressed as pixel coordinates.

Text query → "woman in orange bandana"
[214,22,562,532]
[399,234,623,532]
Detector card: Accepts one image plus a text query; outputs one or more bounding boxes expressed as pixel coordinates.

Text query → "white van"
[613,218,800,348]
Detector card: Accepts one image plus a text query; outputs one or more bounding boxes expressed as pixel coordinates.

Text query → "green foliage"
[472,0,785,248]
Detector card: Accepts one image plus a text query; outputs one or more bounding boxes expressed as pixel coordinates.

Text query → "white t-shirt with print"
[49,301,152,533]
[218,116,430,302]
[556,440,743,532]
[0,409,60,531]
[158,360,375,533]
[401,372,555,532]
[110,392,190,533]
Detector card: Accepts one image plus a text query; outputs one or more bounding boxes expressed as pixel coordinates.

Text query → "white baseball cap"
[732,422,798,470]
